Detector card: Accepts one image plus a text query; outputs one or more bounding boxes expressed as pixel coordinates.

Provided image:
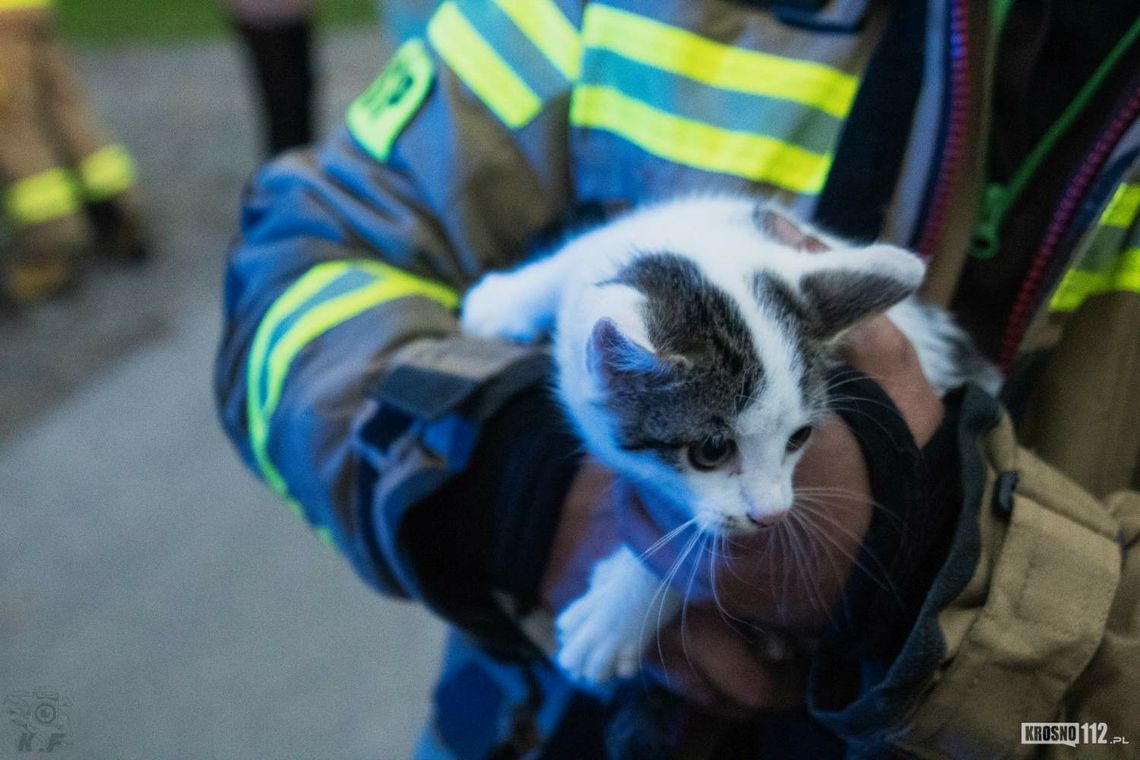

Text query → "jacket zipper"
[997,85,1140,371]
[971,14,1140,261]
[915,0,970,259]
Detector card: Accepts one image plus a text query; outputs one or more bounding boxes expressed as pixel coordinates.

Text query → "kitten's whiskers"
[638,517,699,562]
[793,498,903,612]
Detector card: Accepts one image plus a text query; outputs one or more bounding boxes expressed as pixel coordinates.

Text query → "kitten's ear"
[587,318,679,384]
[798,245,926,339]
[753,205,830,253]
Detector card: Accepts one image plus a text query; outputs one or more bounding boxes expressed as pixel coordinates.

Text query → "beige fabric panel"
[0,16,117,180]
[1050,489,1140,759]
[898,414,1122,757]
[0,7,49,31]
[1020,291,1140,499]
[35,27,114,166]
[0,21,64,181]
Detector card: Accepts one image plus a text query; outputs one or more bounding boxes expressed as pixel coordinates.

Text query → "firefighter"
[0,0,147,306]
[217,1,1140,756]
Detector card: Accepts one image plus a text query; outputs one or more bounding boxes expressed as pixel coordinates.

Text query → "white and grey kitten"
[461,196,1000,685]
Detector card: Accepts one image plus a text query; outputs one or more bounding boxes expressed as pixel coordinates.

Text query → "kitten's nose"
[747,509,788,527]
[744,487,791,527]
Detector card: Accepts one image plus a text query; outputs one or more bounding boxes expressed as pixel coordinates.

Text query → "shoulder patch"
[346,38,434,162]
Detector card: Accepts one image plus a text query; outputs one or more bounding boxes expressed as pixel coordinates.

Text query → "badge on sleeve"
[347,38,434,162]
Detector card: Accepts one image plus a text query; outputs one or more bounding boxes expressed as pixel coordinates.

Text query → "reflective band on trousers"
[78,145,136,201]
[4,168,80,226]
[0,0,51,9]
[245,260,457,523]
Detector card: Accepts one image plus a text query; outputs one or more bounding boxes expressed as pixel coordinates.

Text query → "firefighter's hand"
[540,315,943,713]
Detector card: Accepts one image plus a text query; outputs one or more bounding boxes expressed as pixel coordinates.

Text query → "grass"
[56,0,377,45]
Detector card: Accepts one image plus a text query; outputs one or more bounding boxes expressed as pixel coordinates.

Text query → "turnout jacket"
[216,0,1140,756]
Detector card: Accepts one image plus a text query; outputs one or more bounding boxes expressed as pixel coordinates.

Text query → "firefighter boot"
[3,214,88,305]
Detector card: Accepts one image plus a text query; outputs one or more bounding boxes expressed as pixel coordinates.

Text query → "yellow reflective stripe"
[1099,182,1140,229]
[4,168,80,226]
[257,270,458,492]
[247,261,458,501]
[247,263,350,495]
[1050,247,1140,312]
[428,1,542,127]
[315,525,335,548]
[279,499,335,548]
[492,0,581,81]
[571,85,830,193]
[77,144,136,200]
[260,272,458,428]
[583,4,858,119]
[0,0,50,9]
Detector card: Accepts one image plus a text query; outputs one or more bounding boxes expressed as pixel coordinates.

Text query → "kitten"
[461,196,1000,684]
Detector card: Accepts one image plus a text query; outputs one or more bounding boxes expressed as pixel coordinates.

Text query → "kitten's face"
[586,206,923,534]
[589,254,829,533]
[685,385,821,532]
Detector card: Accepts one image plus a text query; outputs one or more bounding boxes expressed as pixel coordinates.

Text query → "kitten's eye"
[786,425,813,453]
[687,437,737,471]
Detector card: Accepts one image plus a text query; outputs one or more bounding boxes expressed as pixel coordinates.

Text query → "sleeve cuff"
[807,381,1003,747]
[483,388,584,612]
[368,342,580,652]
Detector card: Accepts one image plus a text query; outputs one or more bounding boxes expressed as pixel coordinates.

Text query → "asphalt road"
[0,30,445,760]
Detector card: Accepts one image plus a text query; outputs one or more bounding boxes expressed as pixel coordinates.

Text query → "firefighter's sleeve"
[806,384,1138,756]
[215,8,585,651]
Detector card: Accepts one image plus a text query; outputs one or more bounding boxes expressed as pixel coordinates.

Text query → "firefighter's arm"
[215,8,584,650]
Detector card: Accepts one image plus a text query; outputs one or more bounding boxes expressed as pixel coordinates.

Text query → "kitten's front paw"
[460,273,549,342]
[555,591,646,684]
[553,549,679,685]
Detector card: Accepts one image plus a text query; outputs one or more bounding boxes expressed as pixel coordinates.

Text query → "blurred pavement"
[0,31,446,760]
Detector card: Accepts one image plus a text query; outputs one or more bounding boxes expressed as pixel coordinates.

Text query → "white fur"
[465,197,831,521]
[554,546,680,682]
[886,298,1004,396]
[461,196,1001,685]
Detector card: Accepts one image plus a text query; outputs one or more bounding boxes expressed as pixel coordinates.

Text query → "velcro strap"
[375,336,549,421]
